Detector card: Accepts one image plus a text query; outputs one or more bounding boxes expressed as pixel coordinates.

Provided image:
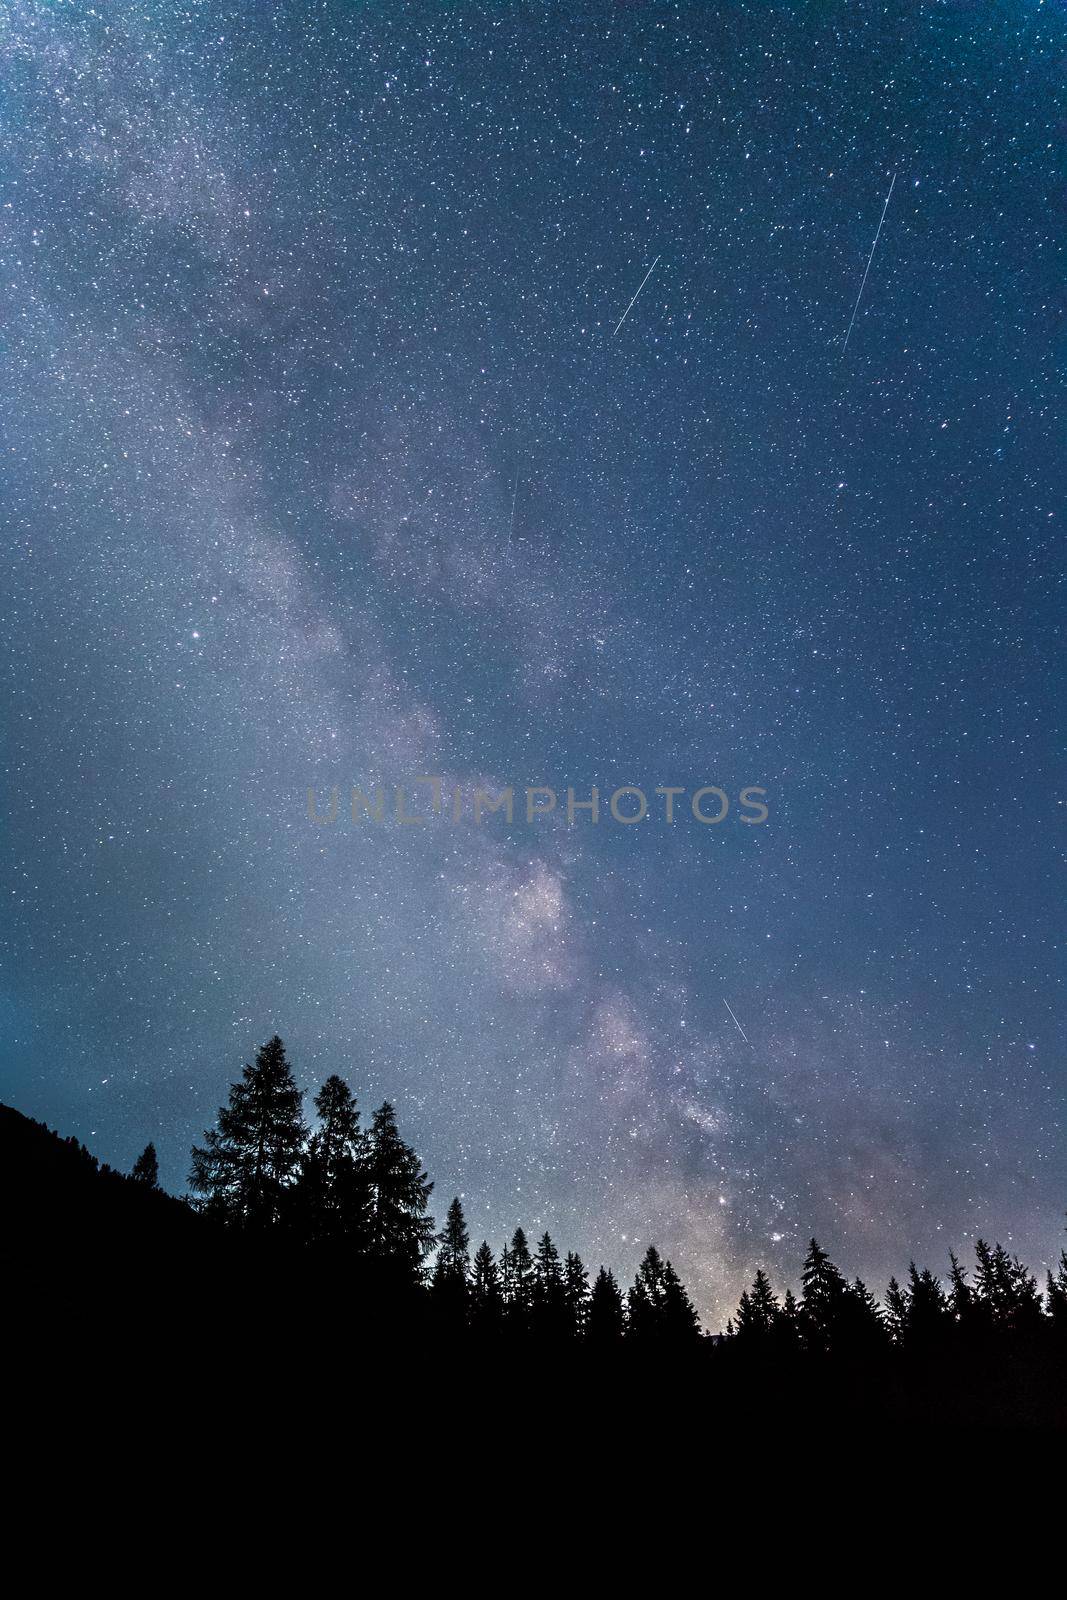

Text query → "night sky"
[2,1,1063,1325]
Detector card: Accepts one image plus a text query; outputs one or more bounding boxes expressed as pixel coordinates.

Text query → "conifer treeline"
[730,1238,1067,1358]
[185,1035,699,1338]
[182,1035,1067,1350]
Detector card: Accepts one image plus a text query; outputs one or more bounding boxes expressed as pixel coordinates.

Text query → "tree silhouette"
[502,1227,534,1332]
[799,1238,850,1354]
[498,1240,514,1308]
[131,1142,159,1189]
[627,1246,663,1339]
[365,1102,434,1280]
[836,1277,887,1355]
[884,1277,908,1344]
[189,1036,306,1229]
[431,1197,471,1328]
[974,1239,1043,1333]
[435,1196,470,1279]
[947,1252,976,1330]
[628,1246,700,1341]
[46,1027,1066,1413]
[296,1075,371,1248]
[904,1263,948,1347]
[563,1251,590,1337]
[1046,1252,1067,1338]
[532,1232,568,1338]
[735,1268,778,1347]
[587,1266,625,1344]
[772,1287,803,1356]
[470,1241,503,1335]
[661,1258,700,1340]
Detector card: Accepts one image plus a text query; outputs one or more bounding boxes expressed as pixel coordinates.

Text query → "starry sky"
[1,0,1063,1326]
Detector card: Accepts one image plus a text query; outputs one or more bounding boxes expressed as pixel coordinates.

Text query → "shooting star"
[612,254,660,337]
[723,999,750,1044]
[841,171,896,354]
[505,460,520,554]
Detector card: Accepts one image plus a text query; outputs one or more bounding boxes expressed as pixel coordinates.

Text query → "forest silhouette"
[6,1034,1066,1430]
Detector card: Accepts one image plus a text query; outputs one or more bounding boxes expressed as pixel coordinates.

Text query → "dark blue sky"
[1,0,1063,1322]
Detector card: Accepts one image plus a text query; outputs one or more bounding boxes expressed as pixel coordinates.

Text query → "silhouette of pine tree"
[532,1232,568,1338]
[1045,1252,1067,1337]
[502,1227,534,1333]
[884,1276,909,1344]
[131,1143,159,1189]
[431,1197,471,1328]
[628,1245,700,1341]
[33,1024,1067,1416]
[365,1102,435,1281]
[975,1239,1014,1322]
[661,1258,701,1340]
[626,1245,663,1339]
[947,1252,976,1330]
[1007,1254,1043,1333]
[799,1238,850,1354]
[434,1196,470,1279]
[904,1263,948,1347]
[735,1268,778,1346]
[974,1239,1043,1333]
[470,1241,503,1335]
[836,1277,887,1356]
[189,1036,307,1229]
[498,1240,514,1307]
[296,1075,371,1248]
[563,1251,590,1337]
[587,1266,625,1343]
[772,1287,803,1355]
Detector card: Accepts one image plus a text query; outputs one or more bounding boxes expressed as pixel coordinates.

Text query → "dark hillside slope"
[1,1103,199,1258]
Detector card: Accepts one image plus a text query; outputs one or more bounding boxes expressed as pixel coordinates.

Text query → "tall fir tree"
[905,1263,948,1344]
[431,1197,471,1327]
[189,1037,307,1229]
[470,1241,503,1335]
[1045,1251,1067,1337]
[532,1231,568,1337]
[661,1258,701,1340]
[434,1196,470,1279]
[884,1276,909,1344]
[627,1245,664,1339]
[735,1268,779,1345]
[947,1252,976,1329]
[974,1239,1042,1331]
[799,1238,849,1354]
[365,1101,435,1280]
[498,1241,515,1307]
[835,1277,887,1355]
[313,1075,365,1167]
[131,1142,159,1189]
[563,1251,590,1337]
[587,1266,625,1343]
[1006,1252,1043,1331]
[503,1227,534,1331]
[296,1075,371,1248]
[628,1245,700,1341]
[772,1287,803,1355]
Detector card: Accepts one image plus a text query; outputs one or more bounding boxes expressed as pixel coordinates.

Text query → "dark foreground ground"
[6,1103,1065,1441]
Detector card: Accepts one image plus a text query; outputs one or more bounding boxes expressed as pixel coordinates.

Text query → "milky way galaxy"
[1,2,1063,1325]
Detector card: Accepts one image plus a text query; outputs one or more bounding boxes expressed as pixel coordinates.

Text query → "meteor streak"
[505,461,520,554]
[612,254,660,337]
[841,172,896,354]
[723,998,750,1044]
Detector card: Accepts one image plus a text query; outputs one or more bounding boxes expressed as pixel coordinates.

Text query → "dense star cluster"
[0,1,1062,1327]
